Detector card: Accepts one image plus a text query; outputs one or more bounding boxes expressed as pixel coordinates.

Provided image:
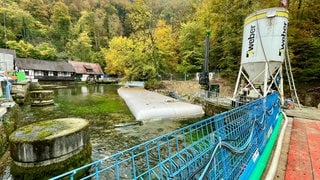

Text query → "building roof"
[15,58,75,72]
[68,61,104,75]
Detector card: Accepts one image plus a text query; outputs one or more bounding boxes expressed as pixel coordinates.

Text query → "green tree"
[178,21,206,74]
[0,1,45,45]
[127,0,152,36]
[67,32,93,61]
[7,40,57,60]
[290,38,320,82]
[157,0,196,31]
[108,13,124,38]
[195,0,255,78]
[112,1,132,37]
[19,0,50,25]
[49,2,72,52]
[287,0,320,83]
[129,39,156,81]
[0,0,319,85]
[122,0,158,81]
[74,10,108,51]
[6,40,34,58]
[32,43,57,60]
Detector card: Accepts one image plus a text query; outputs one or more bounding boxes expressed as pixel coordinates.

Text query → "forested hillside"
[0,0,319,84]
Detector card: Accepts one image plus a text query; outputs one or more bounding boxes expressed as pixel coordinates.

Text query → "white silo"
[233,7,289,104]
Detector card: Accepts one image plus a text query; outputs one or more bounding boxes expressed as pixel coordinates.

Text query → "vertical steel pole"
[204,30,210,73]
[200,30,211,91]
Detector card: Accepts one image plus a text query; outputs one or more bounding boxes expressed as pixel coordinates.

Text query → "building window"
[48,71,54,76]
[35,71,44,76]
[83,65,93,73]
[22,70,29,76]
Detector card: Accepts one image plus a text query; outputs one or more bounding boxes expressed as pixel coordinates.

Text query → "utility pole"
[3,0,8,48]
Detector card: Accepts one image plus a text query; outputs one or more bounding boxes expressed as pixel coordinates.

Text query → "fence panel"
[50,92,281,180]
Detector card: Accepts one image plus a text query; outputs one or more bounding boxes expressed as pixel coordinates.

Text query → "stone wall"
[193,97,231,116]
[157,80,233,116]
[160,80,201,95]
[159,79,234,98]
[11,82,29,105]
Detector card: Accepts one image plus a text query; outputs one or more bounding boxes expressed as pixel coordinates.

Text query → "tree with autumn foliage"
[0,0,318,85]
[153,20,178,74]
[102,36,156,81]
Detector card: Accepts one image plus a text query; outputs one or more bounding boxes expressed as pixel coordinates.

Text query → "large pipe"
[249,111,286,179]
[265,111,288,179]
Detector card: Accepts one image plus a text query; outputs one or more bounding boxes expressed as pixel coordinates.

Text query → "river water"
[0,83,199,178]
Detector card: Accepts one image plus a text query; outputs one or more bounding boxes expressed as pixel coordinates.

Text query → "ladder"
[284,44,301,109]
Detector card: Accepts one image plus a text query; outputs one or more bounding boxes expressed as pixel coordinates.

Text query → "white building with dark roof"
[15,58,75,81]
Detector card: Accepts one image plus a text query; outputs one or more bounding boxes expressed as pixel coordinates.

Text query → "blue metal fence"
[50,92,281,180]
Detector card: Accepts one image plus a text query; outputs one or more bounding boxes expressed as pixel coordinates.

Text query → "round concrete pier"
[29,90,54,106]
[9,118,91,179]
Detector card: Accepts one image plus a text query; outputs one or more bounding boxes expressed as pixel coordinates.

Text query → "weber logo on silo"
[246,25,256,58]
[279,21,287,56]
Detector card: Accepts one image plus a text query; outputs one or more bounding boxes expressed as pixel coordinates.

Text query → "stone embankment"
[155,80,234,116]
[157,79,233,98]
[11,81,29,104]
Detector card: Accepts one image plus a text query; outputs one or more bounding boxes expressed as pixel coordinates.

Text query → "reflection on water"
[1,84,199,178]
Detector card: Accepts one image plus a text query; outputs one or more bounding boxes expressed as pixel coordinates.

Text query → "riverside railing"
[50,92,281,180]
